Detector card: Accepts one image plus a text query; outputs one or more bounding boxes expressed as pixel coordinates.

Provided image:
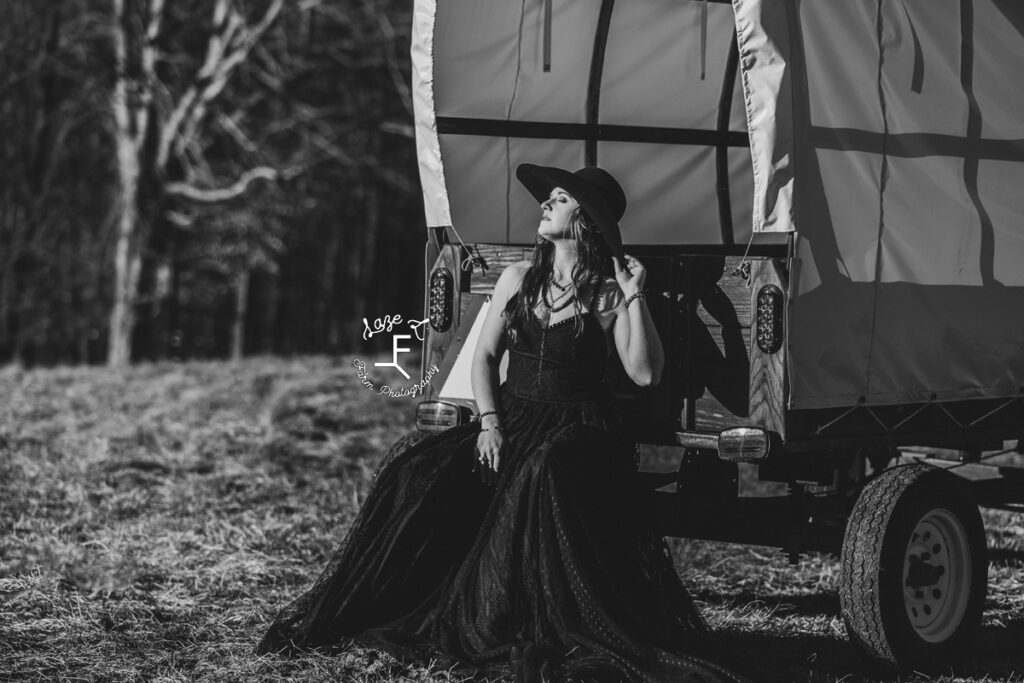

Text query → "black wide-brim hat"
[515,163,627,264]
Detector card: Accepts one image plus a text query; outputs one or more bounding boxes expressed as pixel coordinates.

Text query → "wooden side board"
[423,244,468,402]
[468,244,529,294]
[679,255,755,432]
[747,259,788,438]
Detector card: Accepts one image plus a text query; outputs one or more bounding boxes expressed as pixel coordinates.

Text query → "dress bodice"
[504,289,610,403]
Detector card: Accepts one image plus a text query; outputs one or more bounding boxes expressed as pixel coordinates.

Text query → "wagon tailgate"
[673,255,786,437]
[675,256,752,432]
[423,245,785,440]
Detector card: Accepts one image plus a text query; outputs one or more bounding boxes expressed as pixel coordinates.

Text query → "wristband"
[623,290,647,310]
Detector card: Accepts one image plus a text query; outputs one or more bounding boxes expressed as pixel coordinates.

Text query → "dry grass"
[0,356,1021,682]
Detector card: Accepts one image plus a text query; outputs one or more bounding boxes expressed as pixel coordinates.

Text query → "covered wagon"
[406,0,1024,672]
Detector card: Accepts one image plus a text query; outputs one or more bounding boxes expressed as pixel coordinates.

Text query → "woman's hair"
[503,206,614,343]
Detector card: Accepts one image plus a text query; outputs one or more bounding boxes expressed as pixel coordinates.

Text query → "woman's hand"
[474,427,504,485]
[613,254,646,299]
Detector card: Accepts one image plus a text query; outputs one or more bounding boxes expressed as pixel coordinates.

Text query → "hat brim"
[515,163,625,263]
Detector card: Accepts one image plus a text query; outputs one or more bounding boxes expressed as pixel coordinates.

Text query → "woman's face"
[536,187,580,238]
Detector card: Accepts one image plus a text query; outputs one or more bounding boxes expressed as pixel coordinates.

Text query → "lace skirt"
[256,383,751,683]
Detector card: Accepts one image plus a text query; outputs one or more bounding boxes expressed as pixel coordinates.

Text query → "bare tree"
[107,0,284,366]
[0,0,420,364]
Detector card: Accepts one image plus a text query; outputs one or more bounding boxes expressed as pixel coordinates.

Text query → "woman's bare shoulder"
[498,259,530,280]
[494,260,530,300]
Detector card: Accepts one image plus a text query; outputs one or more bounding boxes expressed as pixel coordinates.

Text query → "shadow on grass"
[701,593,1024,681]
[968,620,1024,676]
[711,628,887,682]
[701,591,842,618]
[714,626,1024,683]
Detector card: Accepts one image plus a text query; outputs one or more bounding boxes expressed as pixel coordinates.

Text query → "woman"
[257,164,750,683]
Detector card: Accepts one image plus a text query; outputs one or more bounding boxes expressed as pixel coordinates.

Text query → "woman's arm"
[471,260,526,420]
[608,255,665,387]
[470,260,527,483]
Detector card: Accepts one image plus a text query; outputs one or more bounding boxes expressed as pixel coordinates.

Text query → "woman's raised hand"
[613,254,646,298]
[474,427,504,485]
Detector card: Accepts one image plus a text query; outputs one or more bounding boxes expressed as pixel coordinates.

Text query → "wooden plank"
[678,255,756,432]
[694,256,752,326]
[691,327,752,425]
[423,244,466,402]
[695,400,745,432]
[467,244,529,294]
[747,259,787,437]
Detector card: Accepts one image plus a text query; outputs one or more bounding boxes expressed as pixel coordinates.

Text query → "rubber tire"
[839,463,987,674]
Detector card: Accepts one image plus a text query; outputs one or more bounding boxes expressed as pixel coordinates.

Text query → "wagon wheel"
[839,463,987,673]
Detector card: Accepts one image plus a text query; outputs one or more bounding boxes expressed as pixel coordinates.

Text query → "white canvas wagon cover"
[412,0,1024,411]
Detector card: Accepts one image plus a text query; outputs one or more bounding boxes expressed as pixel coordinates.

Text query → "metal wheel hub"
[902,508,972,643]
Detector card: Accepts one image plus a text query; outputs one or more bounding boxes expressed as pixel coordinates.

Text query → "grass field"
[0,356,1021,682]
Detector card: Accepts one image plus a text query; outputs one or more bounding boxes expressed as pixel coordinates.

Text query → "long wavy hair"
[503,206,614,343]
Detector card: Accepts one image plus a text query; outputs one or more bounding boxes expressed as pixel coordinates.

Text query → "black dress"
[257,290,750,683]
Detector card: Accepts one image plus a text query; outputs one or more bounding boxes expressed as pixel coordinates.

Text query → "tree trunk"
[107,0,160,367]
[323,216,342,351]
[108,195,142,367]
[107,66,143,367]
[167,227,181,358]
[267,270,282,354]
[107,0,141,367]
[230,268,249,362]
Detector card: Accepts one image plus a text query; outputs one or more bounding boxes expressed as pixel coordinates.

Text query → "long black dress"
[257,290,750,683]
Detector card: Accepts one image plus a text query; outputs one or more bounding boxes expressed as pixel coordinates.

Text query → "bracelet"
[623,290,647,310]
[480,425,503,432]
[477,409,499,420]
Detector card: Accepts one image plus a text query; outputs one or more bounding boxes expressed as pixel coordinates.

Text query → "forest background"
[0,0,420,368]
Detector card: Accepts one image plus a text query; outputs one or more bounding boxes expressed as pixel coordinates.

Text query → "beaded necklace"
[549,277,570,293]
[535,275,599,385]
[541,284,576,314]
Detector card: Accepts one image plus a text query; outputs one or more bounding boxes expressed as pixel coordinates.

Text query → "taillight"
[416,400,470,433]
[755,284,783,354]
[429,268,454,331]
[718,427,772,462]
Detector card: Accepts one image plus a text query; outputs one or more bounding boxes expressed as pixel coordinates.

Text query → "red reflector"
[429,268,454,332]
[756,284,783,354]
